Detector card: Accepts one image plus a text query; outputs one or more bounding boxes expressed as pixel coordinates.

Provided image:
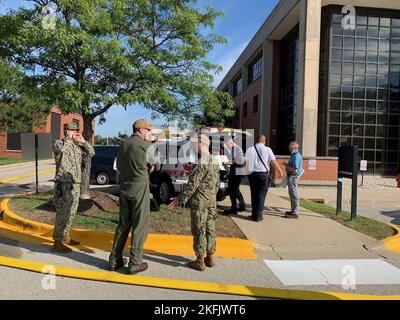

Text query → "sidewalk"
[225,188,381,260]
[226,186,400,261]
[0,185,400,298]
[268,183,400,226]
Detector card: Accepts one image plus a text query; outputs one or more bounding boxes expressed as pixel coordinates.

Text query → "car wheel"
[96,172,110,185]
[157,179,173,204]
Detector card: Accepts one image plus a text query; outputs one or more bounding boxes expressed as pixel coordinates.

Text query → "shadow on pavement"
[380,210,400,226]
[143,253,191,268]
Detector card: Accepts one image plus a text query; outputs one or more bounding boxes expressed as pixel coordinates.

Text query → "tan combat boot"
[188,256,206,271]
[51,240,72,253]
[62,236,80,246]
[204,253,216,268]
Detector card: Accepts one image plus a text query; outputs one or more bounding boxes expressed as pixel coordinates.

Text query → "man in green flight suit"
[109,119,156,274]
[52,122,95,253]
[169,134,220,271]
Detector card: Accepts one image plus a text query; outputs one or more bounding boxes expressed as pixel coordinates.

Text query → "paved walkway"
[226,188,381,260]
[269,183,400,226]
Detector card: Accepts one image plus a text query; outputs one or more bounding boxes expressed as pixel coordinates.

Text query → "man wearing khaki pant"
[285,141,304,219]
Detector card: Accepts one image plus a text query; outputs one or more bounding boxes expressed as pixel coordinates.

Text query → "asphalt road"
[0,160,56,198]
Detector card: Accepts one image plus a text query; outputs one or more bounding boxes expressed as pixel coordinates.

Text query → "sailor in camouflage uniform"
[169,134,220,271]
[52,122,95,253]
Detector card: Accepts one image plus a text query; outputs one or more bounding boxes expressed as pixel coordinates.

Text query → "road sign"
[360,160,367,171]
[21,133,52,194]
[308,159,317,170]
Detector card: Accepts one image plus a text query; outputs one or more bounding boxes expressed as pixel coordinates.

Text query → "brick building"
[218,0,400,183]
[0,106,93,158]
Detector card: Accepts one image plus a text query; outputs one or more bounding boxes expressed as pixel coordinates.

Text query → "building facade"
[0,106,91,158]
[218,0,400,181]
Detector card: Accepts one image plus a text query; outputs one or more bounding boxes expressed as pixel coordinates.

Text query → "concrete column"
[260,39,274,138]
[296,0,321,157]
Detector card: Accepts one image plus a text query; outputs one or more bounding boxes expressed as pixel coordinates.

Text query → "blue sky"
[0,0,279,137]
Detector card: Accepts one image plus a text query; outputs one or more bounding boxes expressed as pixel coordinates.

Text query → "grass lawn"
[8,192,246,239]
[0,157,32,166]
[281,196,396,240]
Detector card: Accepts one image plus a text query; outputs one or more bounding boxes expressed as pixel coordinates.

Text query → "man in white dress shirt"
[245,135,283,222]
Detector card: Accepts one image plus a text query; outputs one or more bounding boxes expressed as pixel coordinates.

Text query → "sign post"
[21,132,52,195]
[337,145,359,220]
[35,134,39,195]
[360,160,367,186]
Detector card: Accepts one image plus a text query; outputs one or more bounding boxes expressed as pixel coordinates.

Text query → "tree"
[94,134,106,145]
[0,0,234,197]
[0,60,52,133]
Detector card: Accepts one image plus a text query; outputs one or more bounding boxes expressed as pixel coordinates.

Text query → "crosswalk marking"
[264,259,400,286]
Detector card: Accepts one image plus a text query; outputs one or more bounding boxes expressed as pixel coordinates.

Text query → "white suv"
[149,140,229,203]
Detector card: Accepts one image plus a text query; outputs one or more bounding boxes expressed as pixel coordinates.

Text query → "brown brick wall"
[0,106,94,158]
[271,156,338,182]
[231,77,262,137]
[240,77,262,137]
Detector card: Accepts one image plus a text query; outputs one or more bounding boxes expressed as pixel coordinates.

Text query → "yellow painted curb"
[0,199,256,259]
[0,255,398,300]
[0,169,55,184]
[384,224,400,255]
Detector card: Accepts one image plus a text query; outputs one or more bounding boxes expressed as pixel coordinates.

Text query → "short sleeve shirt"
[287,151,304,176]
[245,143,276,173]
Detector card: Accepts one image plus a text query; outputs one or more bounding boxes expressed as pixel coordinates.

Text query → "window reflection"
[323,9,400,175]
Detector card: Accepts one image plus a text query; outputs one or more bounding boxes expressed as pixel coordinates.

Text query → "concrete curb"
[1,199,400,299]
[0,198,256,259]
[0,255,399,300]
[384,224,400,255]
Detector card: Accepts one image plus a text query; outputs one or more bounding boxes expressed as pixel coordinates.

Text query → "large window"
[319,6,400,175]
[277,25,299,154]
[232,77,242,97]
[248,56,263,84]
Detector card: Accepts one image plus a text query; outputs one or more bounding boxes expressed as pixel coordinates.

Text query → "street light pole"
[107,125,109,146]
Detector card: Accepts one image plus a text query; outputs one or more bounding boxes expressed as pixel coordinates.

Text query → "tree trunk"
[80,115,94,199]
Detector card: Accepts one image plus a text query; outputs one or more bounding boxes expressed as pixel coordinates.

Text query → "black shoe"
[238,205,246,212]
[224,208,238,215]
[109,258,128,271]
[285,212,299,219]
[128,262,148,275]
[249,215,263,222]
[285,211,293,215]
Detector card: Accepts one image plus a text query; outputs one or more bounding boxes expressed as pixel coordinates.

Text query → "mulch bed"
[9,191,247,239]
